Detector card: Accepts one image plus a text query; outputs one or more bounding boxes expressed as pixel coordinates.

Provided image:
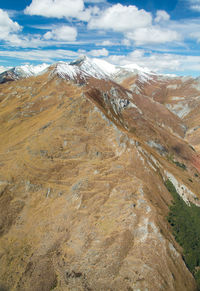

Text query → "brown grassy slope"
[0,73,197,290]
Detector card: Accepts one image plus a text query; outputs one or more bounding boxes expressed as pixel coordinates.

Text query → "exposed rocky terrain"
[0,57,200,290]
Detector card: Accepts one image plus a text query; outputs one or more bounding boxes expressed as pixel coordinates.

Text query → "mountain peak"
[0,63,49,83]
[14,63,49,77]
[54,56,114,81]
[69,55,89,66]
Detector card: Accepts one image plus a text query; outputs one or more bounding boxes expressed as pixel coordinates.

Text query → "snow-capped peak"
[121,63,156,83]
[14,63,49,77]
[0,56,168,85]
[92,58,119,76]
[55,56,117,81]
[0,63,50,84]
[54,56,159,84]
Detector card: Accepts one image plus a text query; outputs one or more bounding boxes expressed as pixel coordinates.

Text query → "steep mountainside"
[115,68,200,155]
[0,57,200,290]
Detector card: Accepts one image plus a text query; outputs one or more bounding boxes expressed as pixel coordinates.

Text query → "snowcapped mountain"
[0,63,49,83]
[0,56,167,85]
[92,58,119,75]
[14,63,49,77]
[52,56,159,84]
[53,56,119,81]
[122,63,156,82]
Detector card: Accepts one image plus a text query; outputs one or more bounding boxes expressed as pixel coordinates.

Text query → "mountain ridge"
[0,56,200,290]
[0,56,175,84]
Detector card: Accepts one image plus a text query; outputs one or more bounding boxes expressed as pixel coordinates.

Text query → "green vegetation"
[166,154,187,170]
[173,161,187,170]
[165,179,200,289]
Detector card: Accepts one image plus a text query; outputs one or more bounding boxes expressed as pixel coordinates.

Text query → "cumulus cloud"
[44,26,77,41]
[87,4,182,46]
[155,10,170,23]
[25,0,91,21]
[0,9,21,41]
[127,27,181,45]
[89,48,108,56]
[88,4,152,32]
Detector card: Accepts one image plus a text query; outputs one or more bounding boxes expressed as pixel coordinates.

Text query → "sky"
[1,0,200,75]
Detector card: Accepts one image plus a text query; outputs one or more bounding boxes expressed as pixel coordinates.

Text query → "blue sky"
[1,0,200,75]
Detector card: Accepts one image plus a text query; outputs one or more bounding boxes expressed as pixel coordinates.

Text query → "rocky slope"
[0,57,200,290]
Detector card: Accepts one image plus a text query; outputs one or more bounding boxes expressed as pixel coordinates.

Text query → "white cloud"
[88,4,152,32]
[89,48,108,56]
[191,5,200,10]
[190,31,200,42]
[0,9,21,41]
[0,65,11,73]
[106,49,200,74]
[121,39,131,46]
[85,0,106,2]
[1,48,200,75]
[44,26,77,41]
[188,0,200,11]
[0,49,79,62]
[24,0,91,21]
[126,27,181,45]
[1,30,83,48]
[155,10,170,23]
[0,47,108,63]
[87,4,182,46]
[100,40,114,46]
[166,18,200,44]
[96,40,119,46]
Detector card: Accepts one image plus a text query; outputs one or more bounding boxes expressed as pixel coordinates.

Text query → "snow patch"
[130,83,141,94]
[171,96,185,101]
[166,103,191,118]
[167,84,180,90]
[147,140,166,155]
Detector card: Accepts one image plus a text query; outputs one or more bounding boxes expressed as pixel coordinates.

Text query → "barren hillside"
[0,58,200,290]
